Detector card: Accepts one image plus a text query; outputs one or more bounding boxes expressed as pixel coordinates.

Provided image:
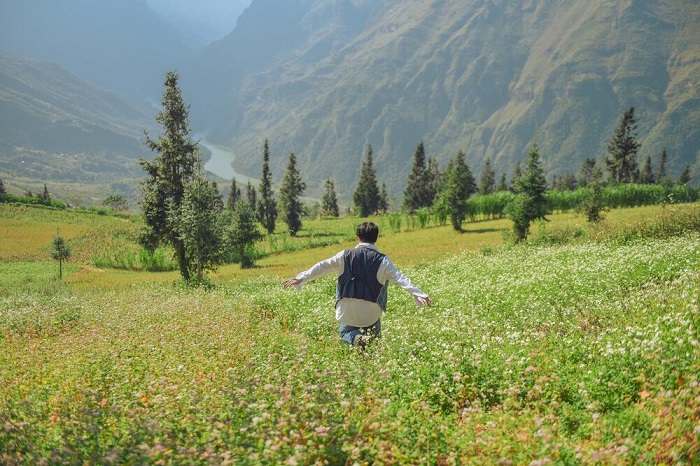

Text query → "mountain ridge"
[0,54,154,154]
[0,0,698,205]
[190,0,700,201]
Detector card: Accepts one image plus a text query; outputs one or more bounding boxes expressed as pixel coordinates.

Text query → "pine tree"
[246,181,257,210]
[353,145,380,217]
[435,150,476,231]
[257,140,277,234]
[510,161,522,190]
[226,178,241,211]
[578,158,598,188]
[227,200,263,269]
[321,179,339,217]
[639,155,655,184]
[378,182,389,214]
[422,156,440,205]
[139,71,199,282]
[278,152,306,236]
[496,173,508,192]
[40,184,50,201]
[678,165,692,185]
[51,228,71,279]
[580,166,605,224]
[605,107,640,183]
[560,173,577,191]
[656,149,668,183]
[177,170,226,285]
[0,178,6,197]
[551,175,559,191]
[507,141,549,241]
[478,158,496,195]
[403,142,432,213]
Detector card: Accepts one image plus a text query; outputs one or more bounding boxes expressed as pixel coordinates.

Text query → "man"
[283,222,432,349]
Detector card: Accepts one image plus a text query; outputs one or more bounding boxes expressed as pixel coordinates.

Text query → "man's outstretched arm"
[283,278,302,288]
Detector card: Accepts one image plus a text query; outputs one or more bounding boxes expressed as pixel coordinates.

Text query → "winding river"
[200,138,257,185]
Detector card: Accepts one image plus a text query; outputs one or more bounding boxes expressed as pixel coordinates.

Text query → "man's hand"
[283,278,302,289]
[417,296,433,307]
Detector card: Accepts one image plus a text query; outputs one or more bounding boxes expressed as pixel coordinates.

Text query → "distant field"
[1,202,699,464]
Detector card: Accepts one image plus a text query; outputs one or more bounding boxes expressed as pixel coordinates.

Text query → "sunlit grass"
[2,228,698,463]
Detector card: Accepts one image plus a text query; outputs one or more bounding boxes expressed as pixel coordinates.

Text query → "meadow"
[1,202,699,464]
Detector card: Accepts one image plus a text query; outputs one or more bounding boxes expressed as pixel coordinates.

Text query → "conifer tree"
[478,158,496,195]
[579,158,598,188]
[226,178,241,211]
[605,107,640,183]
[257,140,277,234]
[656,149,668,183]
[246,181,257,210]
[51,228,71,279]
[496,173,508,192]
[510,161,522,190]
[378,182,389,214]
[139,71,198,281]
[639,155,655,184]
[507,141,549,242]
[353,145,380,217]
[678,165,692,185]
[0,178,6,197]
[427,157,440,204]
[40,184,50,201]
[227,200,262,268]
[403,142,432,213]
[278,153,306,236]
[580,166,605,224]
[560,173,577,191]
[435,150,476,231]
[321,179,339,217]
[177,170,226,285]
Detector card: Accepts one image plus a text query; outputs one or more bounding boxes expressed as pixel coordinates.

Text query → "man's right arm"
[284,250,345,289]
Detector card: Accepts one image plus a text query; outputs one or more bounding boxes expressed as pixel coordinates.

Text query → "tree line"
[138,72,699,284]
[3,71,695,285]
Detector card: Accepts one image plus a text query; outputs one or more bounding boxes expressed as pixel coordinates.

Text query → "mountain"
[0,54,157,203]
[0,0,698,205]
[146,0,252,44]
[0,0,196,101]
[187,0,700,201]
[0,54,154,155]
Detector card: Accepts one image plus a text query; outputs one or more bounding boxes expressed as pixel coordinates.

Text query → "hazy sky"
[146,0,253,41]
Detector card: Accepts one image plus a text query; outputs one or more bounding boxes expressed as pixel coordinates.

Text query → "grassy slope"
[1,203,699,463]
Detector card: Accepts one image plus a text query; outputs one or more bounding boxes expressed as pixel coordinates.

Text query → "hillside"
[0,0,196,101]
[188,0,700,201]
[1,0,699,206]
[0,55,154,154]
[0,54,157,204]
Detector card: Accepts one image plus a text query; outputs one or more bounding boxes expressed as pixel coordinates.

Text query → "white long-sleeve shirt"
[294,242,429,327]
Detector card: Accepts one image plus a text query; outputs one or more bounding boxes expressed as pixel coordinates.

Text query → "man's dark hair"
[356,222,379,243]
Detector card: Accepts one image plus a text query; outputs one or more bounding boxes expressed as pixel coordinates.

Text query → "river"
[200,138,257,185]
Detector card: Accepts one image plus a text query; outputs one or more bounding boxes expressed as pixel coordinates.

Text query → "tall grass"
[468,184,700,219]
[1,229,698,463]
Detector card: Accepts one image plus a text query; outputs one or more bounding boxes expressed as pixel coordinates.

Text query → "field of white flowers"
[1,232,699,464]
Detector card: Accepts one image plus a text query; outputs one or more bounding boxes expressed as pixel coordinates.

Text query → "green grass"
[1,203,699,464]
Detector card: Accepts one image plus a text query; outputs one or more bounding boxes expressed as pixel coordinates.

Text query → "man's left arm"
[379,258,433,307]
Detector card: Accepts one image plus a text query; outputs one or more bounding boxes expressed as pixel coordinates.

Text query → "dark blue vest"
[336,246,389,311]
